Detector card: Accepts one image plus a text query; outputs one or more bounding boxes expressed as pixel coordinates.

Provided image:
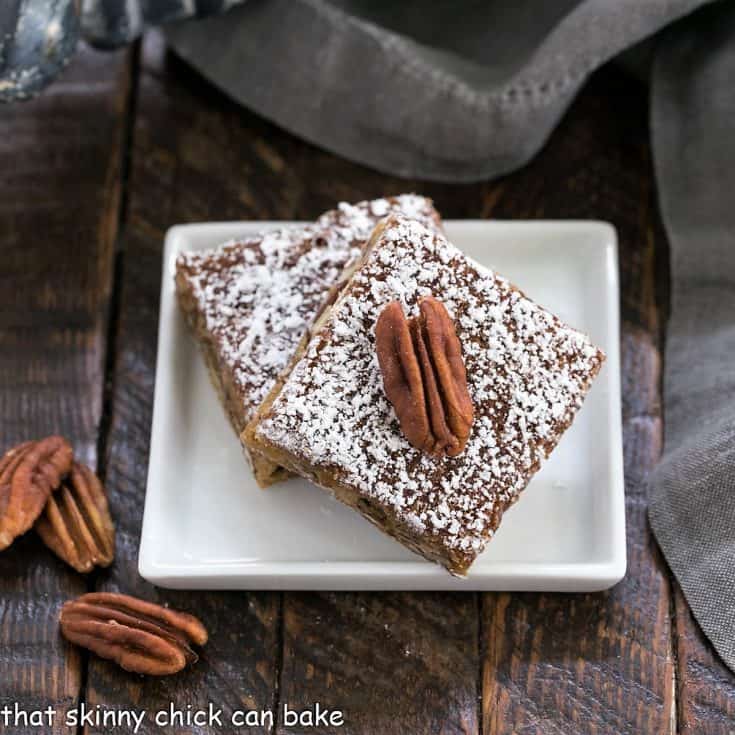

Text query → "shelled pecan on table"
[0,436,73,551]
[60,593,209,676]
[36,461,115,573]
[0,436,203,678]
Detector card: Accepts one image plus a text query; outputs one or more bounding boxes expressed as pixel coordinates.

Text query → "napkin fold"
[649,1,735,673]
[164,0,706,181]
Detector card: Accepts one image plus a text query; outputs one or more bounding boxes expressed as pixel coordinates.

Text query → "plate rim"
[139,219,625,592]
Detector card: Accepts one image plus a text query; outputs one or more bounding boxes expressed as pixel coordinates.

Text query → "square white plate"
[140,220,624,591]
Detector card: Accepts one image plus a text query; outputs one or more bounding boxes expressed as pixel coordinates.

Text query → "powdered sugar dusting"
[256,216,604,565]
[176,196,441,427]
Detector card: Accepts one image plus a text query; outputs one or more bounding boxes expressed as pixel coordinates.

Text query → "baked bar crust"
[175,196,442,486]
[244,216,605,575]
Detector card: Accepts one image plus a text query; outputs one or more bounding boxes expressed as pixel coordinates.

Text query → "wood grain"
[480,70,676,735]
[675,586,735,734]
[0,45,131,733]
[3,25,731,735]
[82,34,283,734]
[279,592,480,734]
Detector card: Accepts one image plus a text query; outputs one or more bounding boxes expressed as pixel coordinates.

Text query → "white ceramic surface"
[139,220,625,591]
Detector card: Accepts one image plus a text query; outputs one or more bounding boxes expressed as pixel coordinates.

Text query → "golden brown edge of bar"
[175,268,292,488]
[247,429,476,575]
[241,221,388,488]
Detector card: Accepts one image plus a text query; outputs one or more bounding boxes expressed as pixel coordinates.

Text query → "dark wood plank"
[480,70,676,734]
[83,33,286,734]
[0,45,131,734]
[279,592,480,734]
[675,586,735,734]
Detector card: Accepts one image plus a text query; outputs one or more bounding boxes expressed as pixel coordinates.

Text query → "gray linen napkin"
[649,1,735,673]
[165,0,706,181]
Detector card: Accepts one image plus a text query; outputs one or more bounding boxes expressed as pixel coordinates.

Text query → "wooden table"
[2,34,734,735]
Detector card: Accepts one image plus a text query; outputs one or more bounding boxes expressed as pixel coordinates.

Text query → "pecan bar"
[244,216,605,575]
[175,196,442,487]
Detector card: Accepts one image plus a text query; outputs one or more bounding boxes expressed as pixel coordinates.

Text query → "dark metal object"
[0,0,247,101]
[81,0,246,48]
[0,0,80,102]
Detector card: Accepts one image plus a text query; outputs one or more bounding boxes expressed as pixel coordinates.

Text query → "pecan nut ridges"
[36,462,115,573]
[376,301,434,452]
[375,297,474,456]
[0,436,73,551]
[60,592,209,676]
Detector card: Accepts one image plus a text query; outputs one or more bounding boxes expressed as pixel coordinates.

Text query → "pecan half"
[36,462,115,573]
[60,592,208,676]
[375,297,474,456]
[0,436,73,551]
